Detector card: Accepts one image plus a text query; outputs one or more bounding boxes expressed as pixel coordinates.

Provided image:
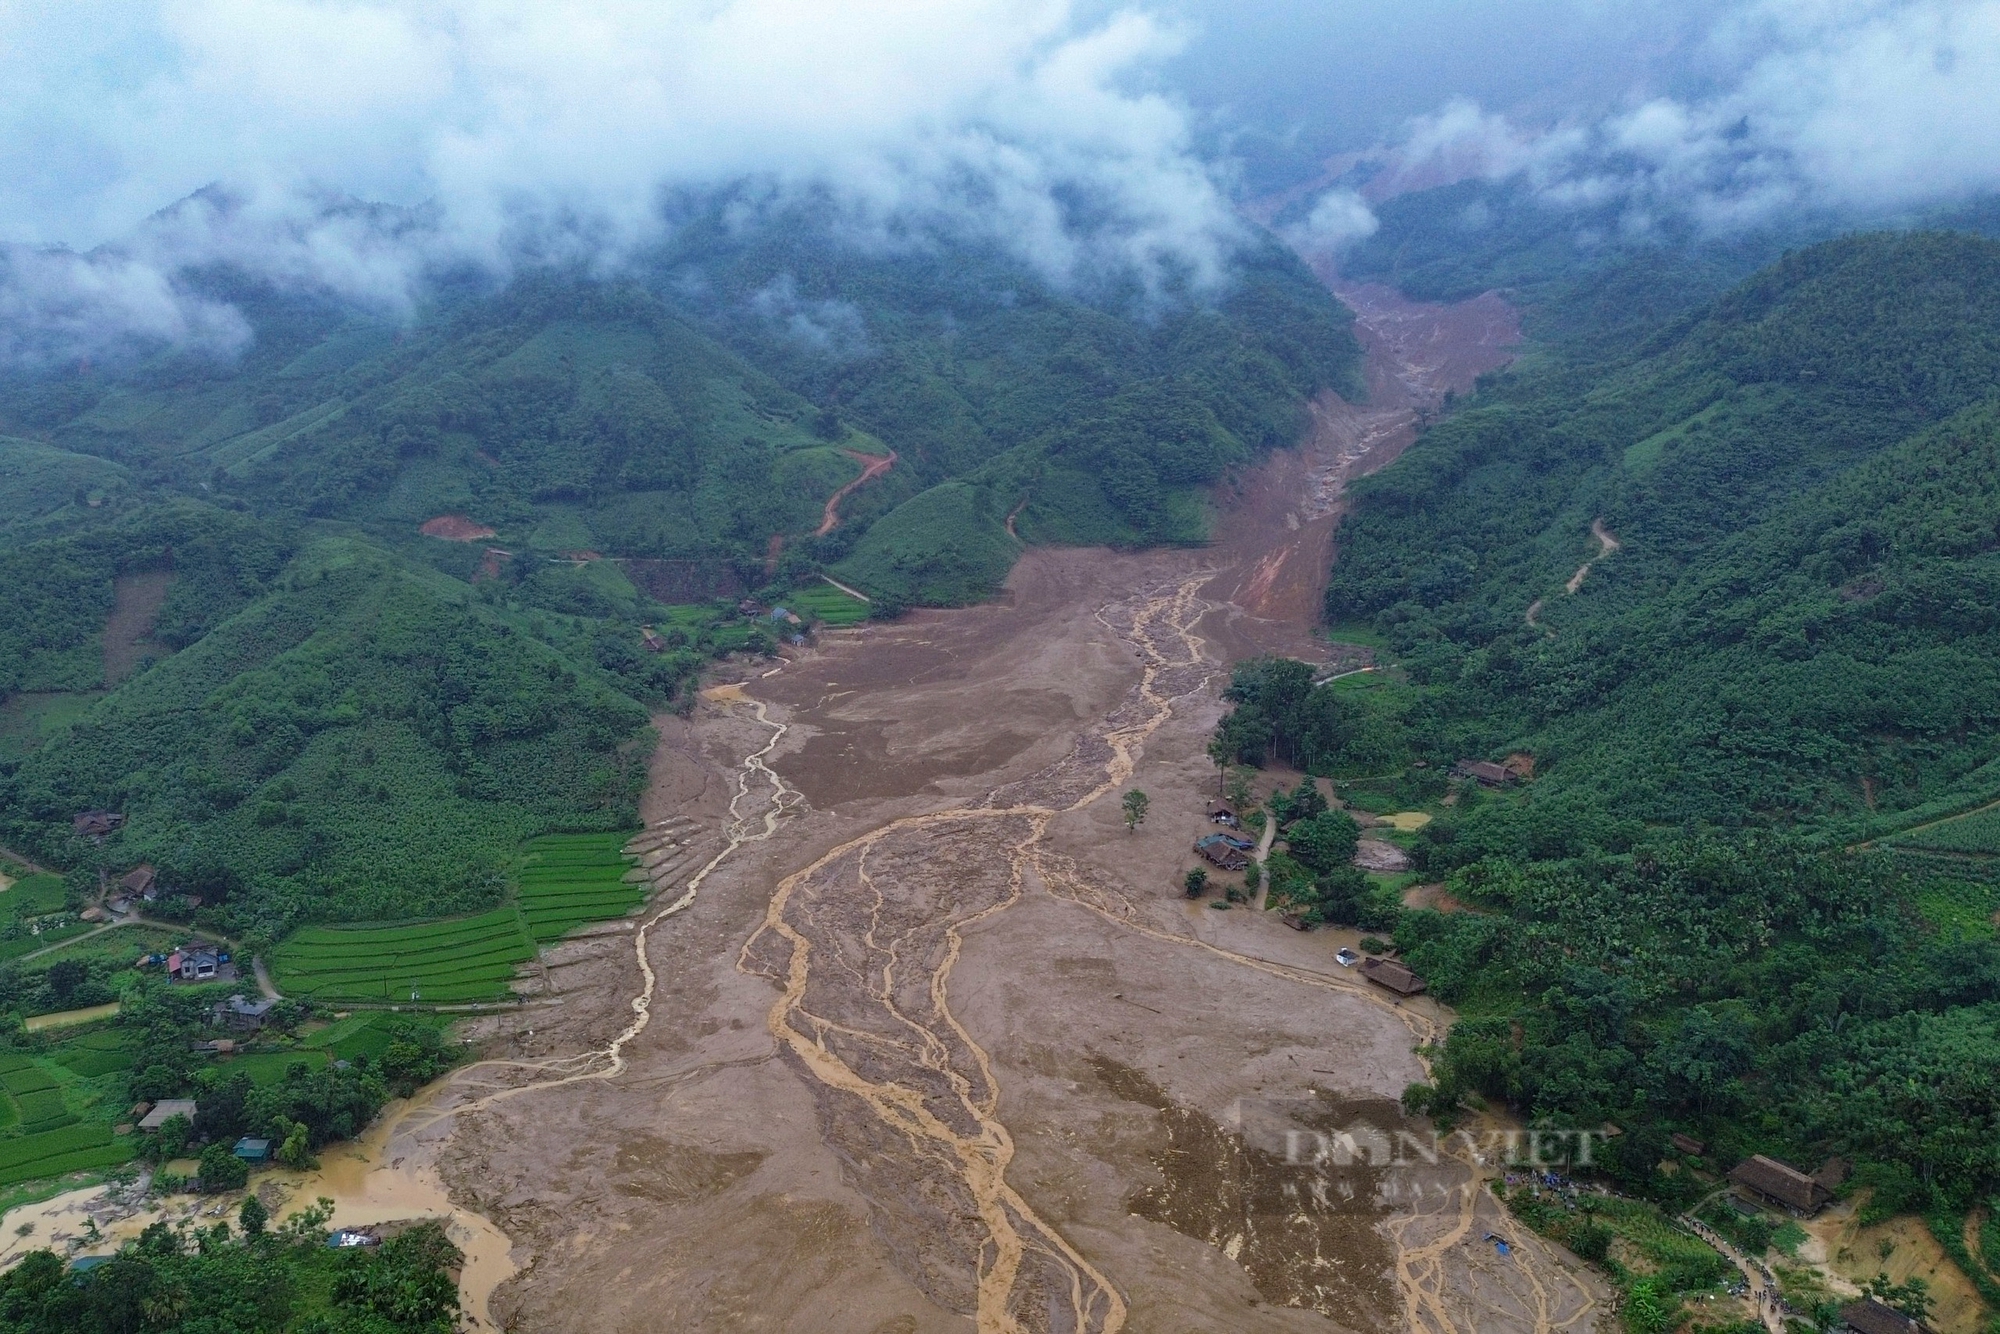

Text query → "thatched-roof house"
[1359,958,1427,996]
[1728,1155,1829,1215]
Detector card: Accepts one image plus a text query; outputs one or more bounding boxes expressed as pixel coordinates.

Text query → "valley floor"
[353,281,1590,1333]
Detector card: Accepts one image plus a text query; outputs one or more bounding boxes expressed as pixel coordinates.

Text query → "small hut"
[1359,958,1427,996]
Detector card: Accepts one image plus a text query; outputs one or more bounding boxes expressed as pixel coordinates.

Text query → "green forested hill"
[1326,231,2000,844]
[0,226,1358,604]
[2,528,661,935]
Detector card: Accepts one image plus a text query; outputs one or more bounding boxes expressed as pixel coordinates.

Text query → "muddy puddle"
[267,1094,519,1329]
[1094,1057,1460,1327]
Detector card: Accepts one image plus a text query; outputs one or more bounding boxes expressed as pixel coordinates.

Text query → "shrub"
[198,1142,249,1192]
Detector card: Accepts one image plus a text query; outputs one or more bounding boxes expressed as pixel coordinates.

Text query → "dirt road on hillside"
[425,284,1594,1334]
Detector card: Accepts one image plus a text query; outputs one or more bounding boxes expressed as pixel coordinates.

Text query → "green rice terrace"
[271,832,643,1003]
[0,1050,134,1189]
[780,581,871,627]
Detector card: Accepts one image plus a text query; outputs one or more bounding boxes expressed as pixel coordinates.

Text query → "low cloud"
[1300,1,2000,247]
[0,1,1245,364]
[1281,190,1377,264]
[746,276,876,360]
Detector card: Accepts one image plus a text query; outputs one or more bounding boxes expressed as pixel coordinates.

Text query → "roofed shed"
[1453,760,1514,787]
[138,1098,197,1131]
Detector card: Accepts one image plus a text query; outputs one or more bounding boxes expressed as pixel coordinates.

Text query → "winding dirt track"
[818,449,898,536]
[426,282,1601,1334]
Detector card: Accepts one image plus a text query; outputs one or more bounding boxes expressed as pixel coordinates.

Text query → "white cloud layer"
[0,0,1243,363]
[1306,0,2000,247]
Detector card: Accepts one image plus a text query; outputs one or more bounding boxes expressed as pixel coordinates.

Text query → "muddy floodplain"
[414,285,1599,1334]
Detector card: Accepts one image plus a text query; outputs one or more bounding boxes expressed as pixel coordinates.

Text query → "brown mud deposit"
[414,284,1599,1333]
[1210,280,1517,633]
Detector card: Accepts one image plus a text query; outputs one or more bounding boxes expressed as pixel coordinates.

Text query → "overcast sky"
[3,0,1998,362]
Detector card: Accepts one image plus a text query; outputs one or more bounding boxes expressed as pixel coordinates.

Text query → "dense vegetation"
[0,218,1357,607]
[1326,231,2000,841]
[1397,837,2000,1211]
[0,1205,462,1333]
[2,537,652,936]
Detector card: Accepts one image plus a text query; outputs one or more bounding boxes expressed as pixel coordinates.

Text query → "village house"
[1669,1133,1707,1156]
[72,810,125,839]
[1193,834,1249,872]
[137,1098,197,1131]
[1728,1154,1831,1216]
[1840,1298,1932,1334]
[1360,957,1428,996]
[168,947,229,982]
[118,866,155,897]
[232,1137,272,1164]
[213,994,276,1032]
[1452,760,1515,787]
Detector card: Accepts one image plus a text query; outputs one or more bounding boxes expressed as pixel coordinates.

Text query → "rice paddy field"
[48,1029,135,1078]
[0,1054,77,1134]
[0,1052,134,1187]
[0,1122,132,1189]
[516,832,645,941]
[271,832,641,1003]
[272,908,536,1003]
[784,582,871,626]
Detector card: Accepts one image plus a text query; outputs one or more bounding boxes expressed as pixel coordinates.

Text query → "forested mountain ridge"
[1325,230,2000,847]
[0,225,1359,603]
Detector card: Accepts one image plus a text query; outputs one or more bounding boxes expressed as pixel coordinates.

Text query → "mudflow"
[394,280,1605,1334]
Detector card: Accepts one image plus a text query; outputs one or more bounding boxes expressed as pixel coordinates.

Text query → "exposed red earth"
[420,514,499,542]
[818,449,898,537]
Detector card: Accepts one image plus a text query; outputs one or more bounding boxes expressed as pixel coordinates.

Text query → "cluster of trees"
[1208,658,1362,772]
[0,956,122,1017]
[0,1205,461,1333]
